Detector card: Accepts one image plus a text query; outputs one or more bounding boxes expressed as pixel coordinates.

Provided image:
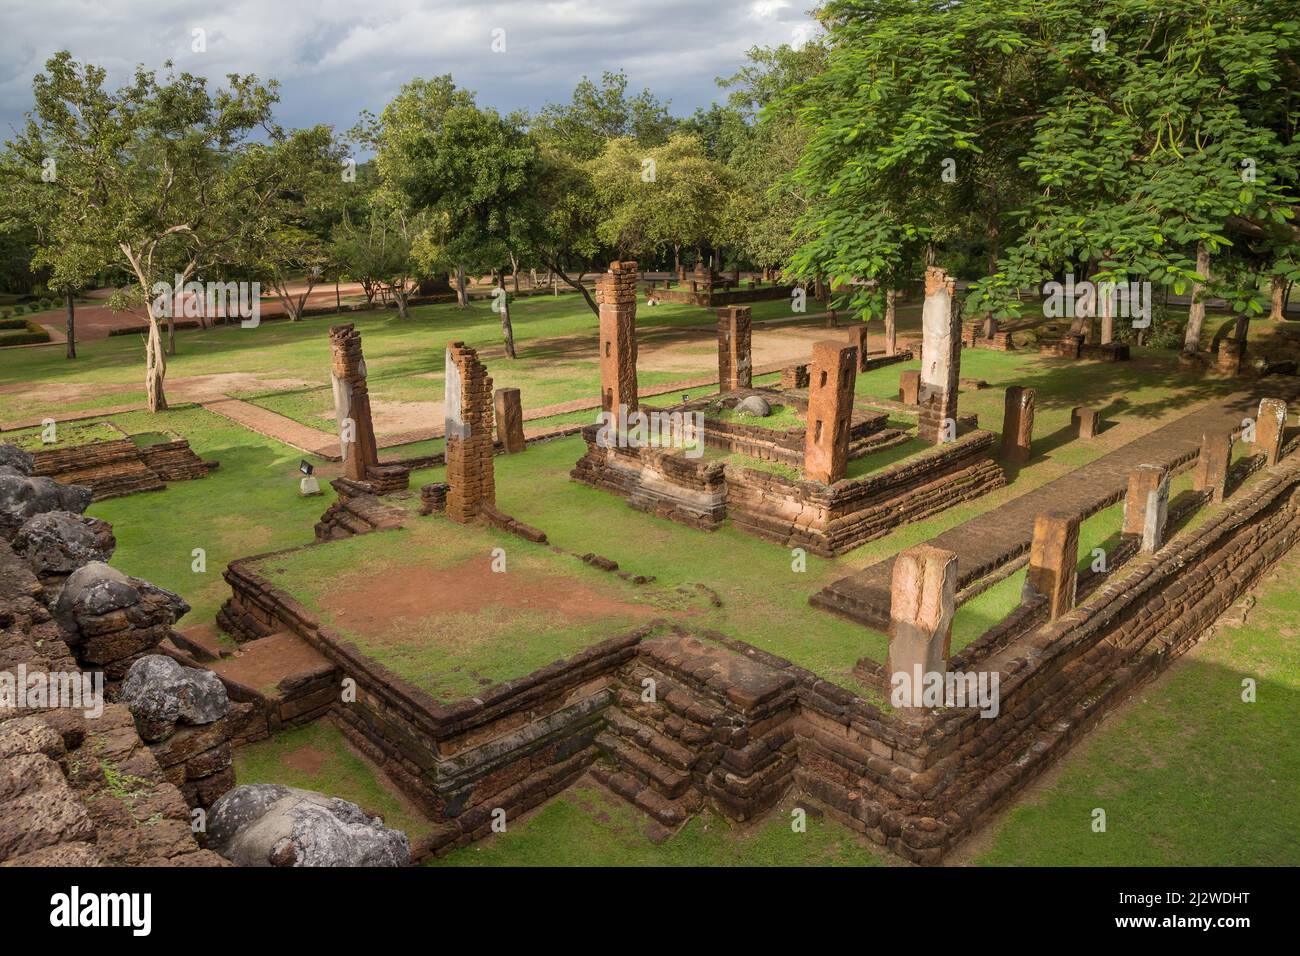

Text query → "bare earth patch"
[318,557,654,640]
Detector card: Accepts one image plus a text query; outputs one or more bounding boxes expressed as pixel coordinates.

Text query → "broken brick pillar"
[1071,406,1100,439]
[444,341,496,523]
[1255,397,1288,466]
[694,262,714,306]
[329,324,380,482]
[899,369,921,405]
[1124,464,1169,552]
[1000,386,1035,464]
[1193,430,1233,503]
[917,267,960,444]
[597,261,639,418]
[887,545,958,694]
[717,306,753,391]
[844,323,869,372]
[803,340,857,484]
[494,387,525,454]
[1217,340,1246,377]
[1025,512,1080,621]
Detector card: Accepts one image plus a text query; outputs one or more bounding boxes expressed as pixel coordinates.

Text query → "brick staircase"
[591,632,799,828]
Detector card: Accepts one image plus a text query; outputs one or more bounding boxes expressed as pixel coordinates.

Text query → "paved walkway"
[812,388,1295,629]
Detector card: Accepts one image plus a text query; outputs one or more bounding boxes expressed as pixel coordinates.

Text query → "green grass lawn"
[434,785,887,867]
[233,720,435,844]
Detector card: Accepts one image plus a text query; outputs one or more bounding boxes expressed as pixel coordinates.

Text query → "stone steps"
[603,706,698,772]
[594,731,692,799]
[588,764,704,828]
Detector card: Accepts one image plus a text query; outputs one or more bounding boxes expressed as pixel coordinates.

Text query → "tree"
[366,77,538,326]
[244,126,348,321]
[591,134,735,274]
[330,200,417,317]
[1,52,288,410]
[534,71,675,160]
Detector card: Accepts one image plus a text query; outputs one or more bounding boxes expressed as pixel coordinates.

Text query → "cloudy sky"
[0,0,821,140]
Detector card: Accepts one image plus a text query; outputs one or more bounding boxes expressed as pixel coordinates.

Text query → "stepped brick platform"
[574,423,1005,555]
[207,433,1300,862]
[31,438,217,501]
[812,390,1279,629]
[314,477,407,540]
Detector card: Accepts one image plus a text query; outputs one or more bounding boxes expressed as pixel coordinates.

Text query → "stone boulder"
[120,654,229,741]
[208,785,409,867]
[53,562,189,666]
[0,473,91,539]
[0,444,34,476]
[734,395,772,418]
[12,511,116,576]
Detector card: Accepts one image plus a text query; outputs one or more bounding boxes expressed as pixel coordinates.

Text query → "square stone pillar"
[899,369,921,405]
[1025,512,1079,620]
[1217,340,1246,377]
[328,324,380,482]
[803,340,857,484]
[1192,430,1233,503]
[494,387,525,454]
[917,267,960,444]
[717,306,753,391]
[1256,398,1287,466]
[887,545,958,696]
[596,261,639,417]
[1071,406,1100,439]
[1000,386,1035,463]
[844,323,869,372]
[445,341,496,524]
[1123,464,1169,552]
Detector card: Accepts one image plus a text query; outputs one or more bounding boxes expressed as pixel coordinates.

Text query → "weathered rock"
[12,511,116,576]
[120,655,229,741]
[208,785,409,867]
[0,473,91,539]
[0,444,34,476]
[734,395,771,418]
[54,561,188,631]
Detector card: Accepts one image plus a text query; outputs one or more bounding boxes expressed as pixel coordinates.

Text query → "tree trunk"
[1183,241,1211,355]
[65,293,76,360]
[456,265,468,308]
[166,310,176,356]
[500,295,517,359]
[546,260,599,316]
[145,314,168,412]
[510,254,520,295]
[1099,274,1114,345]
[884,288,897,356]
[1270,274,1286,321]
[335,279,341,314]
[394,285,410,319]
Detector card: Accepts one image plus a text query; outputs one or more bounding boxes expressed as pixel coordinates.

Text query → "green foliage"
[533,71,675,161]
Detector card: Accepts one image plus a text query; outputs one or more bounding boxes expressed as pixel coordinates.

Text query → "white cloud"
[0,0,819,138]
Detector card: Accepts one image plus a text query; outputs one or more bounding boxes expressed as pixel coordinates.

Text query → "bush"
[0,317,27,330]
[0,321,52,347]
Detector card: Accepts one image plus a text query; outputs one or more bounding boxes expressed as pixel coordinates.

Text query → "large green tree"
[1,52,290,410]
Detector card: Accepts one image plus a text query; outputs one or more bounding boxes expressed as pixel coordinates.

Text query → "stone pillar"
[597,261,638,417]
[887,545,958,694]
[717,306,753,391]
[1071,406,1100,439]
[694,263,713,306]
[1192,430,1233,503]
[1025,512,1079,620]
[884,290,897,356]
[1123,464,1169,552]
[494,387,525,454]
[917,267,960,444]
[803,340,857,484]
[1255,398,1287,466]
[999,386,1035,464]
[329,324,379,482]
[444,341,496,524]
[899,369,921,405]
[845,323,869,372]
